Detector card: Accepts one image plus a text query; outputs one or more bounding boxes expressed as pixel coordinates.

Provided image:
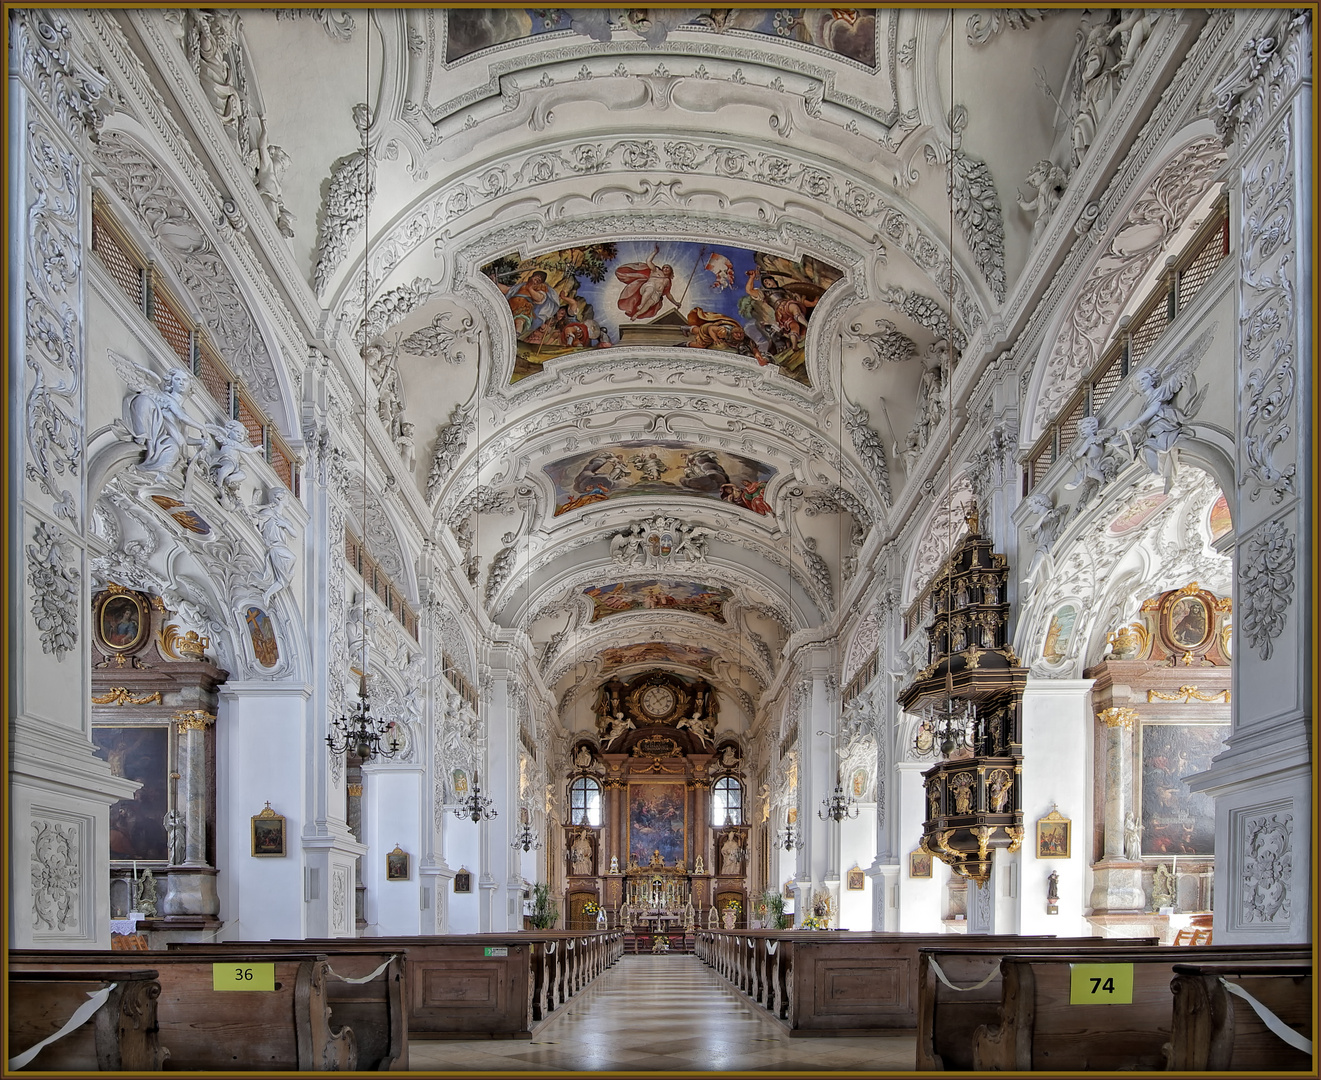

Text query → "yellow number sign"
[212,962,276,991]
[1068,963,1134,1005]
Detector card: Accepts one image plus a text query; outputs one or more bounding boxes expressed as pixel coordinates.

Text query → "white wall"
[895,764,944,932]
[837,805,875,928]
[363,763,423,935]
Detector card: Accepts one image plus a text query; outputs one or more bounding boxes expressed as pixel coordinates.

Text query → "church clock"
[639,684,676,721]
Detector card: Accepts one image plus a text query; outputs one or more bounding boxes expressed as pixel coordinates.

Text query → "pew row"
[972,945,1313,1071]
[1168,963,1312,1071]
[915,940,1161,1070]
[10,951,356,1070]
[8,967,168,1072]
[696,931,1137,1036]
[239,931,622,1039]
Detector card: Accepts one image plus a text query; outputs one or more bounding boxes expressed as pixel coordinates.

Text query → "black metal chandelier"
[456,771,498,823]
[326,672,400,763]
[818,778,860,822]
[778,818,800,851]
[511,817,540,851]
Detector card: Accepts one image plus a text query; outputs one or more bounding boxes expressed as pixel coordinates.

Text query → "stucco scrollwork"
[32,818,80,932]
[1241,811,1292,924]
[399,309,476,362]
[13,10,111,139]
[314,103,375,295]
[1239,518,1294,661]
[27,520,80,660]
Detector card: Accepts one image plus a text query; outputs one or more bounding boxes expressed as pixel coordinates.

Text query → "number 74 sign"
[1069,963,1134,1005]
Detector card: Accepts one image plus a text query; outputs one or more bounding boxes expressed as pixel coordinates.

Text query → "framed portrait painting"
[846,867,866,891]
[386,845,410,881]
[1036,808,1071,859]
[909,850,933,878]
[453,868,472,893]
[96,587,149,654]
[251,802,286,857]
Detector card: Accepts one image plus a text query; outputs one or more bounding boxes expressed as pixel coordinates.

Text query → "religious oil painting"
[1040,604,1079,663]
[545,440,776,517]
[98,590,149,653]
[244,606,279,667]
[150,494,211,535]
[454,869,473,893]
[251,802,286,857]
[585,580,733,623]
[447,9,878,66]
[93,727,169,861]
[1140,723,1224,856]
[846,868,866,891]
[1107,491,1169,535]
[628,782,687,867]
[909,851,932,878]
[1208,492,1232,541]
[1035,810,1070,859]
[600,642,717,673]
[1166,594,1212,651]
[386,845,411,881]
[483,242,843,384]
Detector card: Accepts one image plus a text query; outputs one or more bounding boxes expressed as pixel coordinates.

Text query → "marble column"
[1088,708,1147,921]
[162,710,218,916]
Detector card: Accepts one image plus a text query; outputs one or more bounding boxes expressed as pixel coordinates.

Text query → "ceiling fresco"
[544,441,776,517]
[599,642,718,673]
[483,242,843,384]
[585,580,734,623]
[446,9,878,66]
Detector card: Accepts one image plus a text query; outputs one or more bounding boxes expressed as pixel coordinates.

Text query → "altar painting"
[92,726,169,861]
[447,10,877,68]
[484,242,842,385]
[628,782,687,867]
[1140,723,1224,856]
[546,441,775,517]
[586,580,732,623]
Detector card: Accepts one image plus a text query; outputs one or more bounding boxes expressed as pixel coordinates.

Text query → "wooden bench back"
[916,938,1161,1070]
[1169,962,1313,1071]
[9,968,167,1072]
[10,950,355,1071]
[974,945,1312,1071]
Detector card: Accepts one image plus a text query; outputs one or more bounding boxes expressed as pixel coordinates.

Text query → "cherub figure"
[1121,337,1211,488]
[1108,9,1158,73]
[203,418,262,507]
[1022,491,1068,583]
[1017,160,1069,245]
[117,357,208,477]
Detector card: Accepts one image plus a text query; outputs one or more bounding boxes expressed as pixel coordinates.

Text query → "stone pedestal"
[160,867,220,917]
[1088,859,1147,914]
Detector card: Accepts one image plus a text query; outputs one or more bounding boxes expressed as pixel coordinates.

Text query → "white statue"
[196,11,243,130]
[118,359,208,477]
[893,428,921,476]
[1070,15,1122,170]
[720,745,738,768]
[1064,415,1119,499]
[570,832,593,876]
[1124,811,1143,861]
[396,421,416,474]
[254,488,297,604]
[251,117,294,237]
[1017,159,1069,245]
[720,833,744,876]
[163,808,186,865]
[1121,354,1210,487]
[1022,491,1068,583]
[1108,9,1158,73]
[202,418,262,507]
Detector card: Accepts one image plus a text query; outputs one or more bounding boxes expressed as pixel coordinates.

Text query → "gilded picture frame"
[96,586,150,654]
[846,867,866,890]
[1164,593,1213,652]
[909,851,933,878]
[251,802,286,857]
[386,844,410,881]
[453,868,472,893]
[1035,809,1071,859]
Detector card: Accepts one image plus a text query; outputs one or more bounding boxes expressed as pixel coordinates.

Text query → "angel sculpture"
[1022,491,1068,584]
[203,418,263,507]
[118,356,208,478]
[254,488,297,604]
[1062,415,1121,509]
[1017,160,1069,246]
[1121,339,1211,489]
[1108,9,1159,73]
[673,523,713,564]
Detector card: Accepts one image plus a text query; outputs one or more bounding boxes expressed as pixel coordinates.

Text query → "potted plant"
[530,882,560,929]
[761,888,791,930]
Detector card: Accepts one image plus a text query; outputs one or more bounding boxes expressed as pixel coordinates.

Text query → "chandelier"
[511,817,540,852]
[456,770,498,823]
[915,670,978,758]
[777,819,800,851]
[818,778,860,822]
[326,672,400,763]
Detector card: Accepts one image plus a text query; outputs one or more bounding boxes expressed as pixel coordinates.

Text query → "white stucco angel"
[251,117,294,237]
[1108,9,1159,73]
[117,355,209,478]
[1121,347,1210,488]
[254,487,297,604]
[203,418,262,507]
[1022,491,1068,584]
[673,522,712,564]
[1064,415,1118,493]
[1017,159,1069,245]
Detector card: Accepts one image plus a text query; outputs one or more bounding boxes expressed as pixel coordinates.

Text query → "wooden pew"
[10,951,356,1070]
[1168,962,1312,1071]
[973,944,1313,1071]
[168,943,405,1069]
[9,967,168,1071]
[915,939,1161,1070]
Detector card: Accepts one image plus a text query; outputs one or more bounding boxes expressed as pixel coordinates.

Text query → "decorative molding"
[27,520,80,660]
[314,103,374,295]
[1208,10,1310,149]
[273,8,356,41]
[874,285,968,351]
[174,709,217,730]
[609,515,714,569]
[92,687,163,706]
[398,309,476,362]
[12,10,111,139]
[1097,706,1139,729]
[31,818,81,933]
[1240,518,1294,661]
[926,105,1006,302]
[844,401,892,506]
[965,10,1053,47]
[1240,810,1292,925]
[355,276,438,344]
[1146,686,1230,704]
[849,317,916,368]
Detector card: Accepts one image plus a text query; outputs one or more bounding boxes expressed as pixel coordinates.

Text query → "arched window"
[712,776,743,826]
[569,776,601,826]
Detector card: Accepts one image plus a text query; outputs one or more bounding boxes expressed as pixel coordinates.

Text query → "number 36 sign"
[1068,963,1134,1005]
[212,962,276,991]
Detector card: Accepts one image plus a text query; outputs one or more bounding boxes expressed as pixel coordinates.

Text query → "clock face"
[639,685,676,720]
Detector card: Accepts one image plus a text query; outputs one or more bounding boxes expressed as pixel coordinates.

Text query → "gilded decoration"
[1147,685,1231,703]
[1097,706,1139,729]
[92,687,162,707]
[158,623,210,661]
[174,709,216,731]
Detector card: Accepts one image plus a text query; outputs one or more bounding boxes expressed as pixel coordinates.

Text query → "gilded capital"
[1096,706,1139,729]
[347,784,363,798]
[174,709,216,731]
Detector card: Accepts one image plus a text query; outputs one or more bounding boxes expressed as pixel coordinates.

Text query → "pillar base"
[161,866,220,917]
[1088,859,1147,913]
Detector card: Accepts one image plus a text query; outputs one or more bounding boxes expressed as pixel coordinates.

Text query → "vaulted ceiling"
[113,8,1193,738]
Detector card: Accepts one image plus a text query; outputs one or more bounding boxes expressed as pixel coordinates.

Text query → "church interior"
[7,5,1314,1073]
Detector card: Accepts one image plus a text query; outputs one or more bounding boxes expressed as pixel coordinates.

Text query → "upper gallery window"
[569,776,602,826]
[713,776,743,826]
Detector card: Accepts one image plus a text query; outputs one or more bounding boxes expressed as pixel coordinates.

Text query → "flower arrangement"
[799,914,824,930]
[582,900,600,915]
[723,898,742,914]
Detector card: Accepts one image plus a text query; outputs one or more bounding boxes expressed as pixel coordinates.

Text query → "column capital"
[1096,706,1138,730]
[174,709,216,730]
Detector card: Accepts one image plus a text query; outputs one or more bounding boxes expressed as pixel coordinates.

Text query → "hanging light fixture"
[327,671,401,762]
[777,815,800,851]
[914,667,978,758]
[511,817,540,852]
[818,773,860,823]
[456,769,497,823]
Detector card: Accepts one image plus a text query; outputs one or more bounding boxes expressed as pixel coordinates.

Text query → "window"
[569,776,601,826]
[713,776,743,826]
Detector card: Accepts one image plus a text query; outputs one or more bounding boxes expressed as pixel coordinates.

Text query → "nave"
[408,954,915,1073]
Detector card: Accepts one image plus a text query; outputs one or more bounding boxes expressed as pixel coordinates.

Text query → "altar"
[622,849,694,930]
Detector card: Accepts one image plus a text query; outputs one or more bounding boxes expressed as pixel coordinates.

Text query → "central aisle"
[407,953,916,1072]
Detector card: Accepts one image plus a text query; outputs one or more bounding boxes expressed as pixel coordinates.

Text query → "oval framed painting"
[97,588,149,654]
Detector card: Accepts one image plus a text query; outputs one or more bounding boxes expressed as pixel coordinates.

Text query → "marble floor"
[407,954,918,1074]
